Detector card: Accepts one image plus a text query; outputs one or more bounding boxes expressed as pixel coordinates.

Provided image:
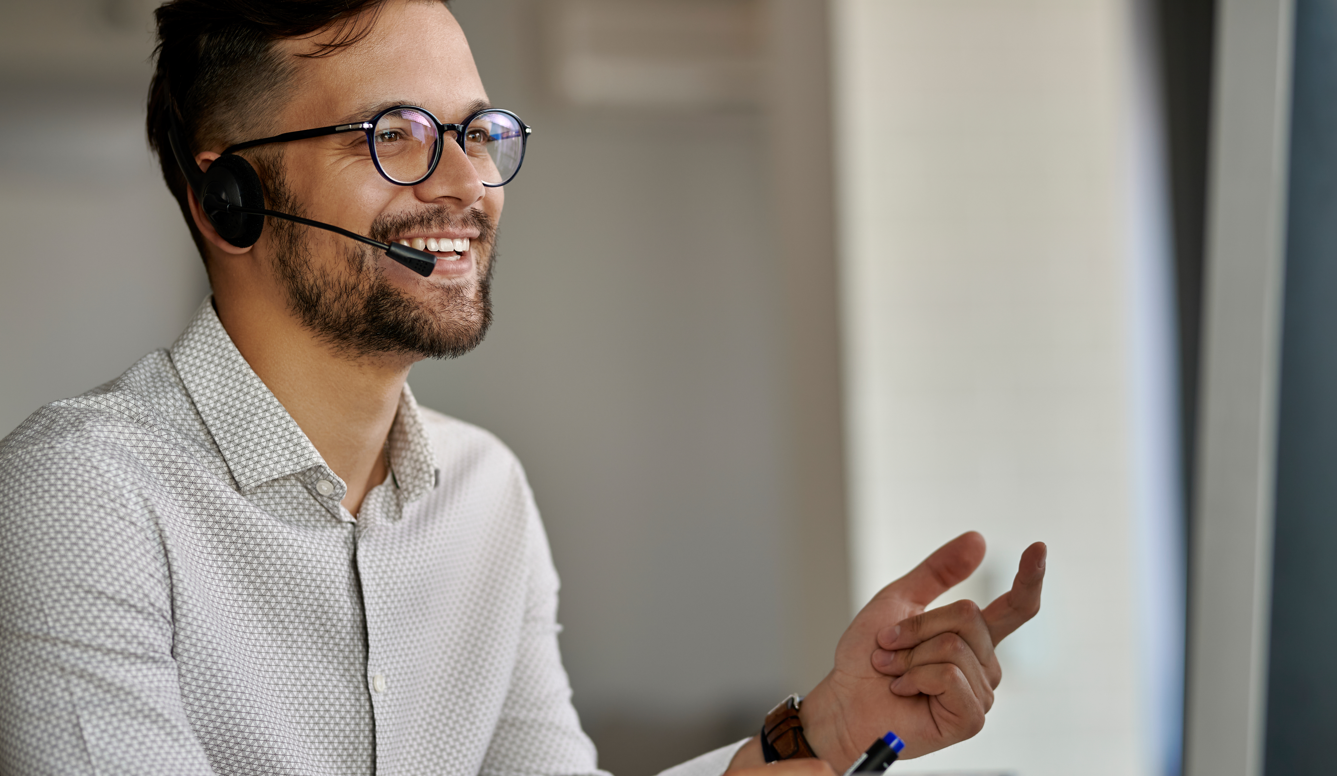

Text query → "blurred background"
[2,1,1334,775]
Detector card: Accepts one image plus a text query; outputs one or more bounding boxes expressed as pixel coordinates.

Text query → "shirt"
[0,299,745,776]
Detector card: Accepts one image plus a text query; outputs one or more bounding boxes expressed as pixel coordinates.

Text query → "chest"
[145,469,534,775]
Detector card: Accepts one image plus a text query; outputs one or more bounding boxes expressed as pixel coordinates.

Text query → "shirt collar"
[386,382,438,503]
[169,298,439,501]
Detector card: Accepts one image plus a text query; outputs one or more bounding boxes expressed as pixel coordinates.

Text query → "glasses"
[223,105,532,187]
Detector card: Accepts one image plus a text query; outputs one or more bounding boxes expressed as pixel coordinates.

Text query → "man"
[0,1,1047,774]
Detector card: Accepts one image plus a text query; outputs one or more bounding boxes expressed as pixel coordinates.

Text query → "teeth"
[400,237,472,253]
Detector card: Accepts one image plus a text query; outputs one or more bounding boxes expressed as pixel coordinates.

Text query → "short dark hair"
[145,0,447,264]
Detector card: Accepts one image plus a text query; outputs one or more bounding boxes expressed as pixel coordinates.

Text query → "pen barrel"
[844,740,899,775]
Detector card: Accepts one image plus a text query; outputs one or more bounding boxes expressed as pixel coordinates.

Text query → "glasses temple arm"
[223,124,367,155]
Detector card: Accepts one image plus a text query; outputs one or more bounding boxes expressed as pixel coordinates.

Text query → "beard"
[262,165,497,361]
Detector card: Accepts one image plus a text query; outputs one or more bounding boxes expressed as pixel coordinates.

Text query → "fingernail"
[872,649,893,669]
[890,676,905,692]
[890,624,901,644]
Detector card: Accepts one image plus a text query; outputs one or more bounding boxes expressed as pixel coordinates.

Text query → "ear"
[186,152,253,256]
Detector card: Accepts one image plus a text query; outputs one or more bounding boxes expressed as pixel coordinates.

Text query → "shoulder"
[5,349,192,447]
[0,413,175,615]
[417,405,527,480]
[412,406,560,590]
[412,405,547,538]
[0,350,202,525]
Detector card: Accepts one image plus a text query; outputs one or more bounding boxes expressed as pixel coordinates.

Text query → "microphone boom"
[208,196,443,277]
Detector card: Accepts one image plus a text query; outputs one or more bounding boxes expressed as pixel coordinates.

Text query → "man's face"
[251,0,503,360]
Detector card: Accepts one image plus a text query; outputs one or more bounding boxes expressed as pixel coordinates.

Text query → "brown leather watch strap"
[761,694,817,762]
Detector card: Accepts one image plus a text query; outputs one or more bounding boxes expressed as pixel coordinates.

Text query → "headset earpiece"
[199,154,266,248]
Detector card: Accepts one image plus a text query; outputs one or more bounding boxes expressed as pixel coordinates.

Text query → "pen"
[841,731,905,775]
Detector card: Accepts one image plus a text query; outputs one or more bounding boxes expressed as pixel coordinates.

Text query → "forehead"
[276,0,487,124]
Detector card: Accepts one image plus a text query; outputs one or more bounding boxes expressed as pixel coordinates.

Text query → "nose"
[414,137,486,209]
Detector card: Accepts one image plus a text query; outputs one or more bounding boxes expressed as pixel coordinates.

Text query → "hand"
[799,532,1047,768]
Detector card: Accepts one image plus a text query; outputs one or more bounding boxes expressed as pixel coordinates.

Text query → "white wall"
[832,1,1183,774]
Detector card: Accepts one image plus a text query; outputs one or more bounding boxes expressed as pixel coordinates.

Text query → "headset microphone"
[167,117,445,277]
[208,199,442,277]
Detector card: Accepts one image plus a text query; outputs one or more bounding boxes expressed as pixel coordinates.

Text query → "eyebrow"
[336,98,495,125]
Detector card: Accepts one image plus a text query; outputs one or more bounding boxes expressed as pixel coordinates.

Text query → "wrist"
[727,737,765,771]
[798,675,860,772]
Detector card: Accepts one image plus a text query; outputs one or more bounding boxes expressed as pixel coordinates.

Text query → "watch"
[760,694,818,762]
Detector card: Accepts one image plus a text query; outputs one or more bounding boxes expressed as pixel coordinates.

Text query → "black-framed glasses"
[223,105,532,187]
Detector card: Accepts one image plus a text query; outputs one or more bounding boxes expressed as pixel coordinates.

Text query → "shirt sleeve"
[0,442,216,776]
[478,470,608,776]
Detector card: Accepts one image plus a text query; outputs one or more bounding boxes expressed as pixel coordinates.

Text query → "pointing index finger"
[981,541,1047,645]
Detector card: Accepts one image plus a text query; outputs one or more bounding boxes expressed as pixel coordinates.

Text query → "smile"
[397,236,471,260]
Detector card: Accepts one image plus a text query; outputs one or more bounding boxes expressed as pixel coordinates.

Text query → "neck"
[213,290,413,517]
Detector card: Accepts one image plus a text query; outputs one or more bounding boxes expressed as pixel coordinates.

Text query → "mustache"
[367,206,497,247]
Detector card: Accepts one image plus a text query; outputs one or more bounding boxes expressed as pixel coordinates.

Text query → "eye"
[375,128,407,144]
[463,127,493,146]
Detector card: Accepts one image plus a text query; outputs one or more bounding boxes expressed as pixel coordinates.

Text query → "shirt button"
[372,674,386,693]
[315,479,335,496]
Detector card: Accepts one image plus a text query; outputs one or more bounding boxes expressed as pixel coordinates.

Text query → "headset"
[166,114,440,277]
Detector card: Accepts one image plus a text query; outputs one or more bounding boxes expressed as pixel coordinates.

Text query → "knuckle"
[967,708,986,738]
[953,599,982,620]
[989,662,1004,689]
[942,632,969,658]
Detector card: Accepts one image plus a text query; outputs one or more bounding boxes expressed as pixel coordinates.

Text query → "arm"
[0,444,216,775]
[478,477,604,776]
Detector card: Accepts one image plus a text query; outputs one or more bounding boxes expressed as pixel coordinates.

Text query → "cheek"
[338,186,397,233]
[285,153,393,231]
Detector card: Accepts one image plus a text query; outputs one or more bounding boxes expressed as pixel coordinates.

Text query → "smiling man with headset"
[0,1,1046,774]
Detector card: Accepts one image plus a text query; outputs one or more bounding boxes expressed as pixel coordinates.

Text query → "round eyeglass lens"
[372,108,439,184]
[463,110,525,186]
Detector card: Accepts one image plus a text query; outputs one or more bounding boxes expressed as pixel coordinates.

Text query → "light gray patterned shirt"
[0,300,743,776]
